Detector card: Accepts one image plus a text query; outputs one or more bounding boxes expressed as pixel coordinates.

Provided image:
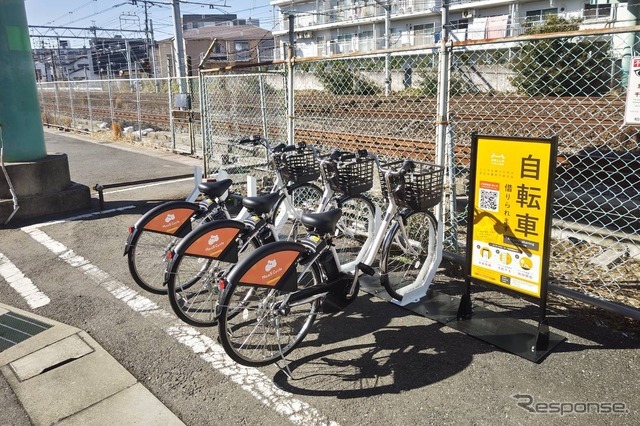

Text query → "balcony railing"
[277,0,443,32]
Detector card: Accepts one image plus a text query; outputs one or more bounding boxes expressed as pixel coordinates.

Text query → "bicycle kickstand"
[274,328,296,380]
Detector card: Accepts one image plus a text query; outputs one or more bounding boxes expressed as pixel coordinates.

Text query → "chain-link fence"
[36,76,201,155]
[446,28,640,311]
[200,70,288,188]
[276,26,639,313]
[285,26,639,313]
[35,24,640,315]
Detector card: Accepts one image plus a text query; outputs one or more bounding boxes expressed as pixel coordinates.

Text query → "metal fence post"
[445,117,459,253]
[257,47,269,142]
[107,78,115,125]
[286,14,295,146]
[53,79,60,126]
[188,77,195,155]
[198,72,206,160]
[136,78,142,140]
[36,81,45,124]
[85,68,93,131]
[67,79,75,129]
[383,1,391,96]
[168,76,176,151]
[435,0,451,239]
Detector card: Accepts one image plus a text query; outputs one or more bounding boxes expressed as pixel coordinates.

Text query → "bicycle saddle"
[197,179,233,199]
[301,208,342,234]
[241,192,281,215]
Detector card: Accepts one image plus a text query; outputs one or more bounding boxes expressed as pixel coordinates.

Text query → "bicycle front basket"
[275,148,320,184]
[322,156,374,196]
[379,161,444,211]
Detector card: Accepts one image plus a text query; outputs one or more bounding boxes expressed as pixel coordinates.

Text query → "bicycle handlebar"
[375,156,415,178]
[399,159,415,175]
[271,143,288,153]
[316,148,371,165]
[238,135,262,145]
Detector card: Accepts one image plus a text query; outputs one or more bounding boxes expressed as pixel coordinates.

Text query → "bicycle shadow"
[273,321,487,399]
[273,294,492,399]
[273,277,640,399]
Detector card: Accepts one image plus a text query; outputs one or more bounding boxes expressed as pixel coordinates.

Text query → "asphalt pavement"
[1,129,639,426]
[1,130,200,425]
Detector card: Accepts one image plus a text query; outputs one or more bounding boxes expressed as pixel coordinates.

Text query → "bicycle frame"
[316,154,381,273]
[272,157,442,307]
[338,161,442,306]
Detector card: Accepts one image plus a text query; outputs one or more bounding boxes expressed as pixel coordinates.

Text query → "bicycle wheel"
[379,210,437,301]
[272,183,323,241]
[333,195,376,269]
[166,228,260,327]
[127,202,205,294]
[218,261,322,367]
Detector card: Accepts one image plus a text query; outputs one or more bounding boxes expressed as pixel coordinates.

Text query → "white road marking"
[23,225,337,426]
[98,178,193,195]
[21,205,136,231]
[0,253,50,309]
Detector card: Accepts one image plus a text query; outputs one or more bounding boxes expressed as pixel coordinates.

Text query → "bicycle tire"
[333,194,376,269]
[379,210,437,301]
[126,201,206,294]
[218,256,322,367]
[272,183,323,241]
[165,222,259,327]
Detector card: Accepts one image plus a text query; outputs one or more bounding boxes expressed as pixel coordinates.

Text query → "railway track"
[39,92,629,156]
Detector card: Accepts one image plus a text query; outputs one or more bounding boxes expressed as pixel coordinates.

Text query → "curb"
[0,303,184,425]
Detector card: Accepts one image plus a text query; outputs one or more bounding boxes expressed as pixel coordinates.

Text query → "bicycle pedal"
[357,262,375,276]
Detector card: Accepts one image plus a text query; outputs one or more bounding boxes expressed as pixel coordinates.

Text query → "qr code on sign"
[479,189,499,212]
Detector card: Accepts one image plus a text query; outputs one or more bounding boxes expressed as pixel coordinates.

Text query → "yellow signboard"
[468,135,557,299]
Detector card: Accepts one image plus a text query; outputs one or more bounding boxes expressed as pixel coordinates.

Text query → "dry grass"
[112,121,122,139]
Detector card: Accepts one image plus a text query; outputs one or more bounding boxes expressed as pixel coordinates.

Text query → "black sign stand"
[452,134,564,362]
[362,134,567,362]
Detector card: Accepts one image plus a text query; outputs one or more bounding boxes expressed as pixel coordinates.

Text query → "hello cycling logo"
[512,394,628,416]
[490,152,505,167]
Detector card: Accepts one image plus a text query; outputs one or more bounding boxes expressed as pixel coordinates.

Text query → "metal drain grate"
[0,310,51,352]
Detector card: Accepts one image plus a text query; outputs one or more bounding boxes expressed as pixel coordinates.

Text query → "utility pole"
[171,0,187,92]
[374,0,392,96]
[143,0,150,49]
[286,13,295,146]
[0,0,47,161]
[125,39,134,87]
[150,19,158,80]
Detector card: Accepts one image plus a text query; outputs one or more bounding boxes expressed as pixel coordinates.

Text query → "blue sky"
[24,0,273,46]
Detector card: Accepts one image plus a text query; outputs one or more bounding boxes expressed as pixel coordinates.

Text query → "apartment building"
[157,23,273,77]
[270,0,636,59]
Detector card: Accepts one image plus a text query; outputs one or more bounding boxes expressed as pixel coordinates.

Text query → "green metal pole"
[0,0,47,162]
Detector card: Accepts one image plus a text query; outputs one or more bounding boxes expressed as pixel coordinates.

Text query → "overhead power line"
[29,25,145,40]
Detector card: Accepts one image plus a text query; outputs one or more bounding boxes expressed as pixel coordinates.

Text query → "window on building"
[337,33,354,53]
[450,19,469,30]
[414,23,435,45]
[583,3,612,19]
[337,0,355,20]
[525,8,558,24]
[317,35,327,56]
[234,41,250,61]
[449,19,469,41]
[390,27,402,46]
[208,43,227,61]
[358,30,374,51]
